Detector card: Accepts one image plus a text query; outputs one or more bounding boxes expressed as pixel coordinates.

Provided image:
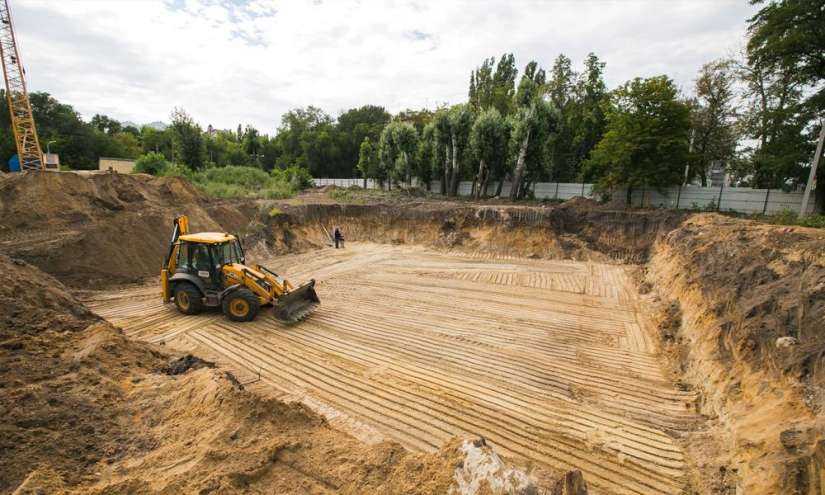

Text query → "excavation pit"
[88,242,696,495]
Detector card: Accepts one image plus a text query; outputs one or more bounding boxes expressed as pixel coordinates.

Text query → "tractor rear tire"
[173,283,204,315]
[222,288,260,322]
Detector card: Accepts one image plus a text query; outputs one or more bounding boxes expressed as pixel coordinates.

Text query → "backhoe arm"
[161,215,190,301]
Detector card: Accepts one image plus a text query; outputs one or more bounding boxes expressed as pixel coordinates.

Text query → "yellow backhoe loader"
[160,215,319,323]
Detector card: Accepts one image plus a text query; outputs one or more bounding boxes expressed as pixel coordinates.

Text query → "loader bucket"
[273,279,320,323]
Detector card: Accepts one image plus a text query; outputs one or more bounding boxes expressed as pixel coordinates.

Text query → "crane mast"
[0,0,43,171]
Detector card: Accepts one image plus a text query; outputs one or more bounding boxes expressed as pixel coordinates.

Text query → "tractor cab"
[175,232,245,289]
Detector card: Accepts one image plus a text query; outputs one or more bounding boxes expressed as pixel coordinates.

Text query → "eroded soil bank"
[2,172,825,493]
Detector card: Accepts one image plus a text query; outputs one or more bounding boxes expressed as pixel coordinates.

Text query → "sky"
[11,0,760,134]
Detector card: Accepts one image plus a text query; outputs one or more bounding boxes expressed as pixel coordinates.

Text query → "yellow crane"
[0,0,44,171]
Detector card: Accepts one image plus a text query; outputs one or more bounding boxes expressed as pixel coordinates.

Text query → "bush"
[172,165,299,199]
[133,152,170,175]
[764,209,825,229]
[272,166,313,190]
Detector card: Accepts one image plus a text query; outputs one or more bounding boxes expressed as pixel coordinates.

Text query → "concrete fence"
[313,178,817,215]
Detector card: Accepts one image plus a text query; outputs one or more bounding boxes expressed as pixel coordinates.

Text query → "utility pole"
[800,121,825,217]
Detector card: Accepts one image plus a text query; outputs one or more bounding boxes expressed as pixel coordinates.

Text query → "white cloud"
[10,0,758,133]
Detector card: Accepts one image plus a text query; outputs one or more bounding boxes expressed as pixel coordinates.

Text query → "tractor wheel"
[173,283,204,315]
[222,288,260,322]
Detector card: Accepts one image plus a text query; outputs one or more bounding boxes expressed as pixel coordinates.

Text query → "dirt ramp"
[0,172,255,287]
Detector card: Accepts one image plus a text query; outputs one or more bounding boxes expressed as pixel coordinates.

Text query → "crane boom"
[0,0,43,171]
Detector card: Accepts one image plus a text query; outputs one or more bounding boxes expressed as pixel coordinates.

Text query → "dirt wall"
[251,200,688,265]
[647,214,825,494]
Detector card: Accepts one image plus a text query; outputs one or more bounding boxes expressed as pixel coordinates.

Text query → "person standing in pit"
[333,225,344,249]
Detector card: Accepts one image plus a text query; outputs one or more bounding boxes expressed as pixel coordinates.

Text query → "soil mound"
[0,172,255,287]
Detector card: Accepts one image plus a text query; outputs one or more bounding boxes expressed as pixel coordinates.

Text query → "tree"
[737,55,810,187]
[432,109,453,194]
[338,105,391,175]
[395,108,433,134]
[446,105,474,196]
[378,121,418,187]
[141,126,173,158]
[515,60,546,107]
[546,54,579,180]
[169,107,206,169]
[747,0,825,113]
[416,122,437,190]
[689,59,739,186]
[572,53,608,171]
[492,54,518,116]
[469,54,518,116]
[469,108,508,198]
[584,76,691,203]
[272,106,341,176]
[90,114,122,135]
[743,1,822,191]
[356,137,379,187]
[509,99,558,200]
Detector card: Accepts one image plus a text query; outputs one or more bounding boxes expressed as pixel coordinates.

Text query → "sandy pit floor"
[86,243,698,495]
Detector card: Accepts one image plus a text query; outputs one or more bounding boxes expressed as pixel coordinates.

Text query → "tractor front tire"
[174,283,204,315]
[222,288,260,322]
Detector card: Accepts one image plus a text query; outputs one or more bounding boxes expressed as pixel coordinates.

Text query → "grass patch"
[758,209,825,229]
[325,185,420,204]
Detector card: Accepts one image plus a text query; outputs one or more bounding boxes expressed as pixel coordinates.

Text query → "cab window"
[176,243,211,273]
[211,242,241,266]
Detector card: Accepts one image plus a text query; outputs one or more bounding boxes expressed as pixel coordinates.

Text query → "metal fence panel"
[312,178,818,214]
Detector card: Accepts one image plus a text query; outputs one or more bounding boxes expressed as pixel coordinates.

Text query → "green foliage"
[327,187,358,202]
[515,60,546,106]
[688,59,739,186]
[169,107,206,170]
[747,0,825,113]
[268,206,283,217]
[584,76,690,198]
[270,106,346,177]
[378,121,418,184]
[416,123,437,187]
[357,137,380,181]
[545,53,608,181]
[508,98,559,199]
[445,104,475,195]
[133,152,170,175]
[172,165,297,199]
[469,108,508,194]
[763,209,825,229]
[739,0,823,190]
[271,165,313,190]
[469,54,518,116]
